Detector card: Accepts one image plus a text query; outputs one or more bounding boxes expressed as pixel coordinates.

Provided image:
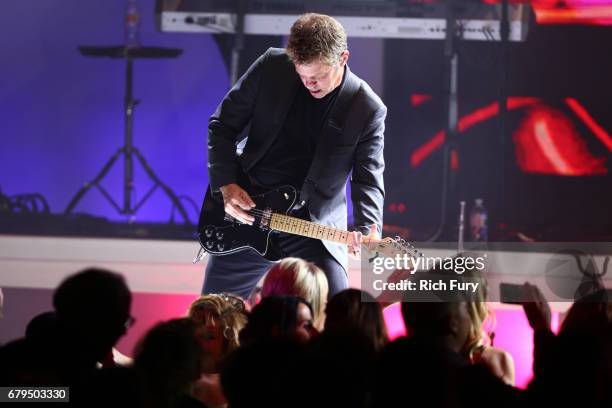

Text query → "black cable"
[178,195,200,217]
[9,193,51,214]
[169,195,199,225]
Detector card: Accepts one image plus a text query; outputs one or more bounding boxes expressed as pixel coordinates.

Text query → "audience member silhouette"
[53,268,133,381]
[522,283,611,407]
[0,268,133,391]
[221,338,311,408]
[373,271,519,408]
[309,328,378,408]
[324,288,388,353]
[133,318,208,408]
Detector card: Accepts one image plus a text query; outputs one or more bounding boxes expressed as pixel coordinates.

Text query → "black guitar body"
[198,183,298,261]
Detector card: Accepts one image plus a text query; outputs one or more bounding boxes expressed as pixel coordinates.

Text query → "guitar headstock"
[363,236,423,260]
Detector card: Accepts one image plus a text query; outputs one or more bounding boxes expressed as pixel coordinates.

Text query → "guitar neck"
[269,213,352,245]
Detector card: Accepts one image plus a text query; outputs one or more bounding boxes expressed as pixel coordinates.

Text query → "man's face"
[294,51,349,99]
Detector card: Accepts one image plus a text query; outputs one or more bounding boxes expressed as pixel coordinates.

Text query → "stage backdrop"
[0,0,383,225]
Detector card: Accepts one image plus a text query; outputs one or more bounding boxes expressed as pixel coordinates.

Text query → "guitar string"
[219,207,418,253]
[224,210,417,253]
[226,209,352,242]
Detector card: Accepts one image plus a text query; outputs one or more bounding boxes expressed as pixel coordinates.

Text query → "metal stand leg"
[64,57,191,224]
[131,147,191,223]
[65,147,126,215]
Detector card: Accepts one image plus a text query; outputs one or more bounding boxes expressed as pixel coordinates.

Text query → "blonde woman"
[187,294,248,408]
[261,257,329,331]
[460,259,515,386]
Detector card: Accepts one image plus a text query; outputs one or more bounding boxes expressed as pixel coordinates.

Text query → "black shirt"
[250,70,345,189]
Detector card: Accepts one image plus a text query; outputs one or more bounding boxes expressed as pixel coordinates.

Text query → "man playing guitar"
[203,13,386,299]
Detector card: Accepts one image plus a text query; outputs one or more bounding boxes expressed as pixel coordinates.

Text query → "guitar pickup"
[259,208,272,230]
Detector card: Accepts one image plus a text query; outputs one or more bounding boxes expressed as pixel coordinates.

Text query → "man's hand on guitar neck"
[348,223,379,259]
[219,183,256,225]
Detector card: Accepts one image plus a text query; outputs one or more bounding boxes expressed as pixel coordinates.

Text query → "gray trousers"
[202,233,348,300]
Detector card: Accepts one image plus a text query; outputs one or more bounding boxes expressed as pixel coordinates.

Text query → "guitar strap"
[297,66,361,209]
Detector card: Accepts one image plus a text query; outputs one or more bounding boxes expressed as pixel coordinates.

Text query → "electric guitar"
[198,183,420,262]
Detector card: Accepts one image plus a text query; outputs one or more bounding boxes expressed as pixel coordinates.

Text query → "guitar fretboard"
[269,214,352,245]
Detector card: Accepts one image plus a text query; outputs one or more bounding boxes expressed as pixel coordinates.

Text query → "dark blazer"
[208,48,385,270]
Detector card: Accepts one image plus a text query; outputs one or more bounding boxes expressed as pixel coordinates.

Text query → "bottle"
[457,201,466,252]
[470,198,488,242]
[125,0,141,49]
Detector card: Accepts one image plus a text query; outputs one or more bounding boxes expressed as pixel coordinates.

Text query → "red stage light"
[410,94,433,107]
[513,105,607,175]
[410,98,540,168]
[410,97,609,175]
[565,98,612,152]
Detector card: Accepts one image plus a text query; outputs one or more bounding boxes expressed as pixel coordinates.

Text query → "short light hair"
[187,294,247,353]
[261,257,329,330]
[286,13,347,66]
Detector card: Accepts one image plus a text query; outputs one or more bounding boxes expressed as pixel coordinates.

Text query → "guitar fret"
[269,214,351,244]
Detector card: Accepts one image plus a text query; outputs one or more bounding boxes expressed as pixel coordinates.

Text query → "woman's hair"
[262,257,328,330]
[464,282,491,359]
[187,293,248,353]
[286,13,348,66]
[239,295,313,345]
[455,253,495,359]
[324,289,388,352]
[424,252,494,358]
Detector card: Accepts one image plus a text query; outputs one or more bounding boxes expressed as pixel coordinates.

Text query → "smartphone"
[499,282,524,304]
